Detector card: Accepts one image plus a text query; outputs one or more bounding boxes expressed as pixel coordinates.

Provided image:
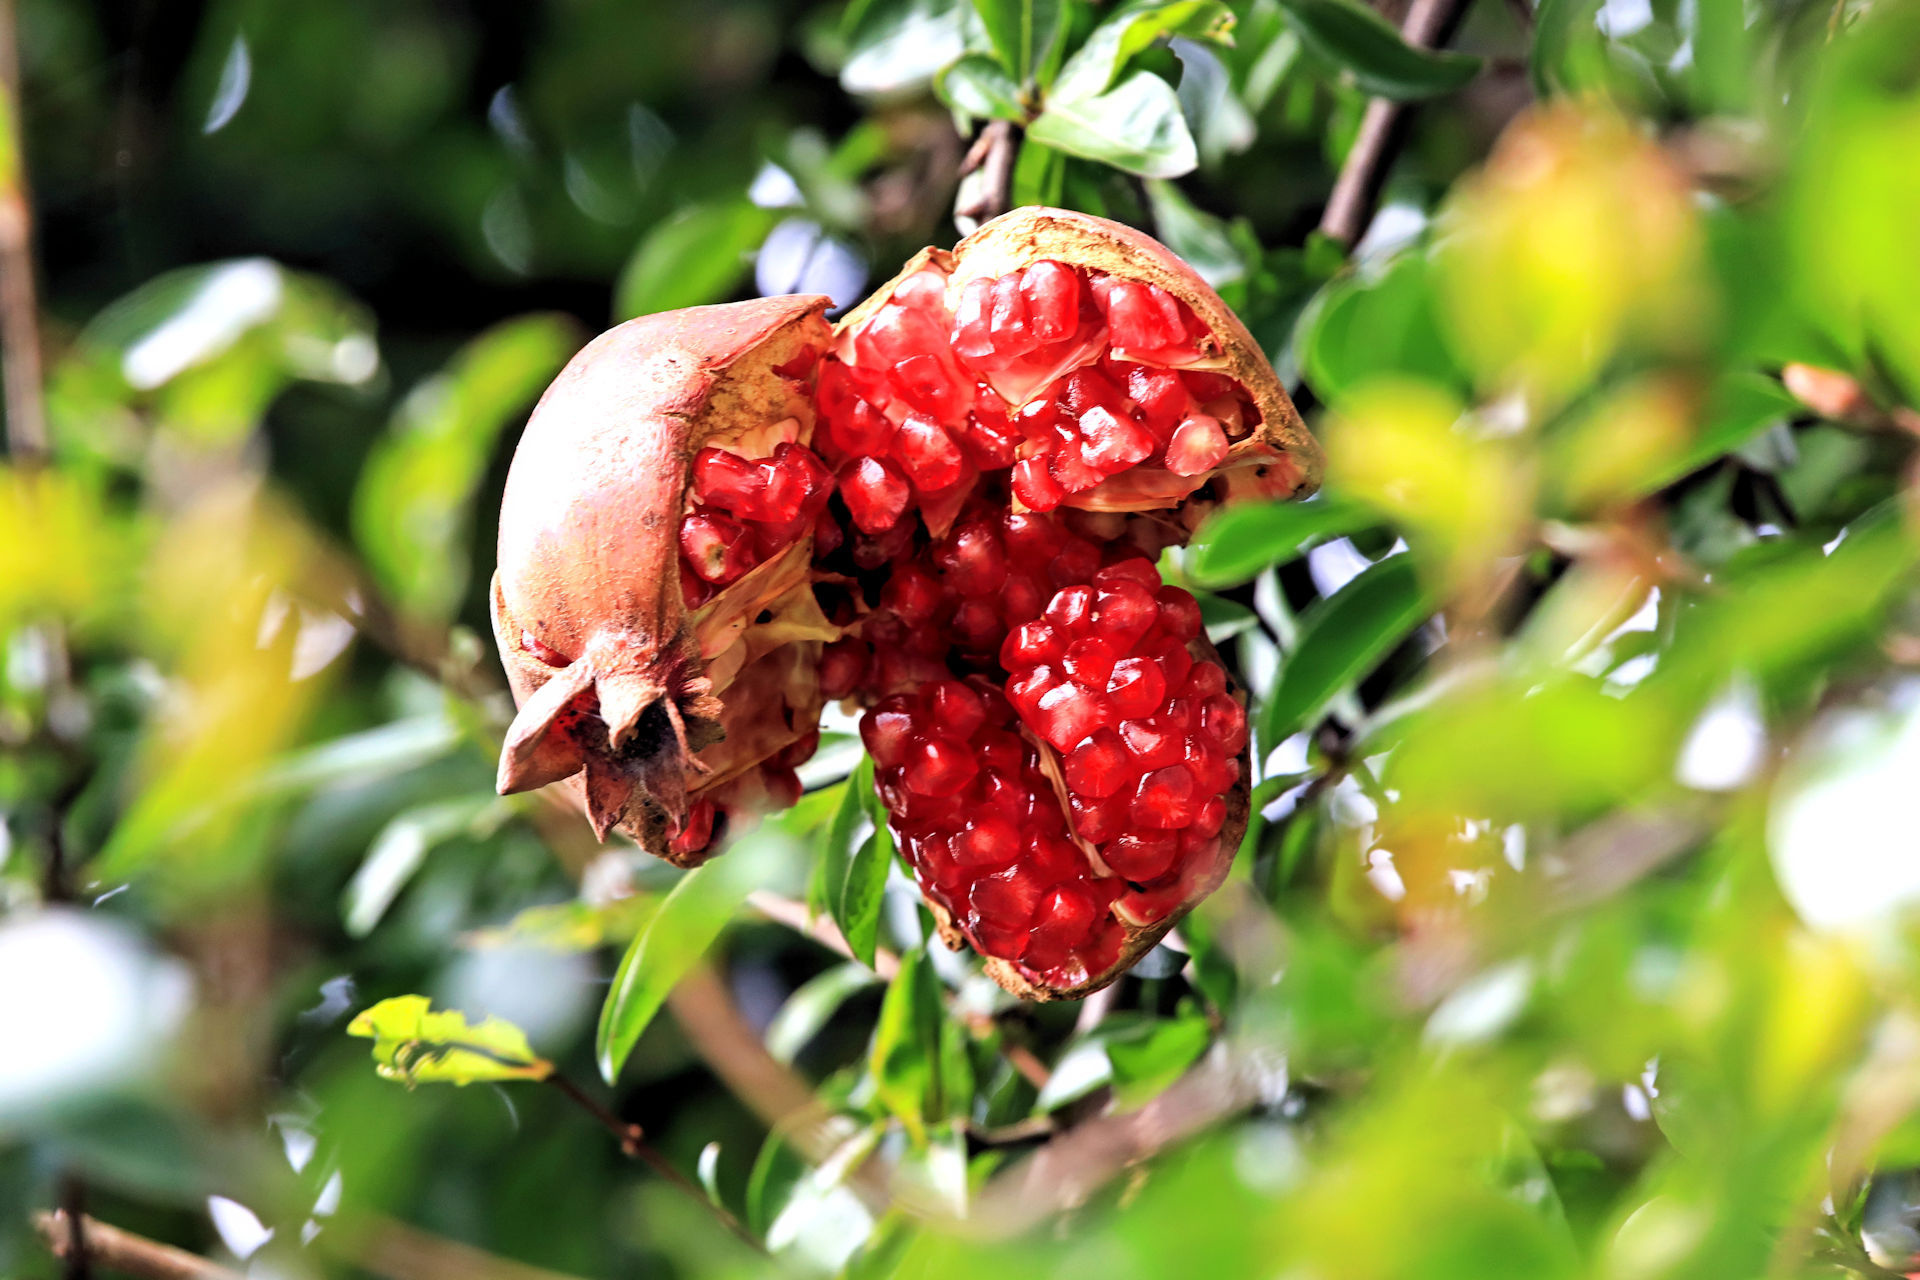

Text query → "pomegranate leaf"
[347,995,551,1087]
[1051,0,1235,102]
[1261,553,1432,745]
[766,963,882,1066]
[1027,70,1199,179]
[596,830,788,1083]
[614,202,776,322]
[970,0,1067,85]
[869,948,946,1144]
[1189,497,1374,587]
[1277,0,1482,100]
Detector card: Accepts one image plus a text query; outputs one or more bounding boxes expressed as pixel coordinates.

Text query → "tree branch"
[954,120,1017,234]
[36,1212,240,1280]
[0,0,46,464]
[1317,0,1475,248]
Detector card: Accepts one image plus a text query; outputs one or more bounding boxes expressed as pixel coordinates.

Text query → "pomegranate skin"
[492,296,833,863]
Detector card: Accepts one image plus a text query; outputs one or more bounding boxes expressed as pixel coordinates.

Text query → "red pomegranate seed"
[989,272,1038,356]
[1007,665,1056,716]
[1079,406,1155,473]
[1184,664,1228,699]
[894,413,965,490]
[1012,456,1064,511]
[955,816,1021,870]
[881,562,943,626]
[1094,580,1159,646]
[1015,398,1059,441]
[692,447,769,518]
[892,354,966,421]
[1065,729,1132,798]
[1002,621,1064,669]
[936,520,1007,596]
[1023,882,1100,969]
[680,514,758,584]
[819,638,870,700]
[1200,693,1249,754]
[1108,657,1168,720]
[1026,832,1083,881]
[1184,370,1236,401]
[1061,367,1126,418]
[1036,680,1113,751]
[1192,795,1227,839]
[1118,717,1184,771]
[1132,764,1197,828]
[1044,584,1095,629]
[1155,641,1195,692]
[1105,281,1164,351]
[1063,637,1119,689]
[1002,510,1067,559]
[1145,285,1188,348]
[926,679,987,740]
[520,630,572,668]
[1156,587,1203,642]
[680,563,713,608]
[1049,537,1102,587]
[952,598,1001,651]
[1048,440,1104,494]
[1001,573,1046,624]
[669,797,717,856]
[951,277,994,359]
[1069,794,1125,843]
[1115,879,1186,926]
[1021,261,1080,342]
[904,735,978,797]
[1095,558,1161,590]
[759,446,813,523]
[829,397,895,456]
[1127,366,1189,436]
[1103,830,1178,882]
[861,699,916,768]
[970,864,1043,936]
[842,456,911,533]
[1165,414,1229,475]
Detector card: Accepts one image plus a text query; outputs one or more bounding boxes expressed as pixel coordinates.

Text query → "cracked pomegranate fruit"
[492,206,1319,995]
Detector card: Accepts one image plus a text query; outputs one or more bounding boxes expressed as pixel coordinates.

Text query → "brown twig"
[1317,0,1475,248]
[36,1211,239,1280]
[545,1073,762,1253]
[0,0,45,464]
[341,1214,594,1280]
[954,120,1017,233]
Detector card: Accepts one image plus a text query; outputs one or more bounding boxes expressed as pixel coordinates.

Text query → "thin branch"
[954,120,1017,233]
[1317,0,1475,248]
[545,1073,762,1253]
[0,0,46,464]
[36,1211,240,1280]
[342,1214,595,1280]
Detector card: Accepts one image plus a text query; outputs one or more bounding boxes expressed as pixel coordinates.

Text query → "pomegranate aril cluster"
[678,440,832,607]
[861,680,1126,988]
[814,259,1258,535]
[1001,560,1244,927]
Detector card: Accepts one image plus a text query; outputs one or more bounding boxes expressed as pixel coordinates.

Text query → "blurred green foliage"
[8,0,1920,1278]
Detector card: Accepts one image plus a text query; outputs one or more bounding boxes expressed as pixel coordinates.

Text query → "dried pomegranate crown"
[491,207,1321,998]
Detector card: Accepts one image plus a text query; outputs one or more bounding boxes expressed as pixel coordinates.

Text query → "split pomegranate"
[492,207,1319,994]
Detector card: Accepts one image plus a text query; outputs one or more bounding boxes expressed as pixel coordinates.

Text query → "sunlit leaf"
[938,54,1028,122]
[347,995,552,1086]
[1189,497,1373,587]
[869,947,944,1144]
[1027,70,1199,179]
[766,963,882,1065]
[842,0,970,95]
[343,795,504,938]
[1105,1009,1211,1106]
[615,203,777,322]
[1051,0,1234,102]
[970,0,1066,84]
[596,829,791,1083]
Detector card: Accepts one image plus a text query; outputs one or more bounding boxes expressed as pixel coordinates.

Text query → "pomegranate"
[492,207,1320,995]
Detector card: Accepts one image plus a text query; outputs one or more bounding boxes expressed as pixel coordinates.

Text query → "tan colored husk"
[491,296,833,862]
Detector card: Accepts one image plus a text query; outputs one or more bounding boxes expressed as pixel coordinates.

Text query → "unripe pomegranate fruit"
[492,208,1321,994]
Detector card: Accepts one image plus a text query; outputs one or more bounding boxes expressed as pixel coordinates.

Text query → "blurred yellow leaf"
[1435,104,1703,407]
[0,468,128,632]
[1544,375,1697,516]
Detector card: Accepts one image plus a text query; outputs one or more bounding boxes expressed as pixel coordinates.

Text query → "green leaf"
[971,0,1067,83]
[1027,70,1199,179]
[1011,138,1067,206]
[1278,0,1481,99]
[1052,0,1234,101]
[1197,591,1263,641]
[614,203,775,322]
[1296,250,1470,403]
[842,0,971,96]
[938,53,1028,122]
[1105,1009,1211,1106]
[342,794,502,938]
[1262,553,1432,744]
[766,963,881,1065]
[811,775,863,920]
[839,835,891,969]
[351,314,577,620]
[1189,497,1374,587]
[869,947,943,1144]
[1639,371,1799,492]
[347,995,552,1087]
[1144,181,1252,289]
[596,829,789,1083]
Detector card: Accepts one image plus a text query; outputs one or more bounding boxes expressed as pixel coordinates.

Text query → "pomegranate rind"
[492,296,833,864]
[835,207,1322,512]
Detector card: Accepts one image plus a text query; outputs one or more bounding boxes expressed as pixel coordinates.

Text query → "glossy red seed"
[1063,636,1119,689]
[1001,621,1063,669]
[1021,261,1080,342]
[1002,510,1067,559]
[1044,584,1095,630]
[1185,664,1228,699]
[1015,398,1060,441]
[1006,665,1055,716]
[1132,764,1197,828]
[861,699,916,768]
[1079,405,1155,473]
[842,456,911,532]
[1065,729,1132,798]
[1036,681,1112,751]
[1012,456,1065,511]
[1156,587,1203,643]
[1200,693,1249,754]
[669,798,717,856]
[1103,830,1179,881]
[904,736,978,797]
[1069,794,1125,843]
[1192,795,1227,839]
[1145,285,1189,349]
[692,448,769,518]
[970,865,1043,932]
[1095,580,1159,646]
[1165,414,1229,475]
[1049,537,1102,587]
[680,514,758,584]
[1119,717,1185,771]
[1105,281,1162,350]
[1000,573,1046,625]
[936,520,1007,596]
[951,277,994,359]
[819,638,870,700]
[925,679,988,741]
[955,816,1021,870]
[1107,657,1168,720]
[894,413,966,490]
[1127,367,1189,436]
[1023,882,1100,969]
[881,562,943,626]
[1094,558,1161,590]
[1115,879,1185,926]
[1048,440,1104,493]
[1060,367,1127,418]
[989,272,1038,356]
